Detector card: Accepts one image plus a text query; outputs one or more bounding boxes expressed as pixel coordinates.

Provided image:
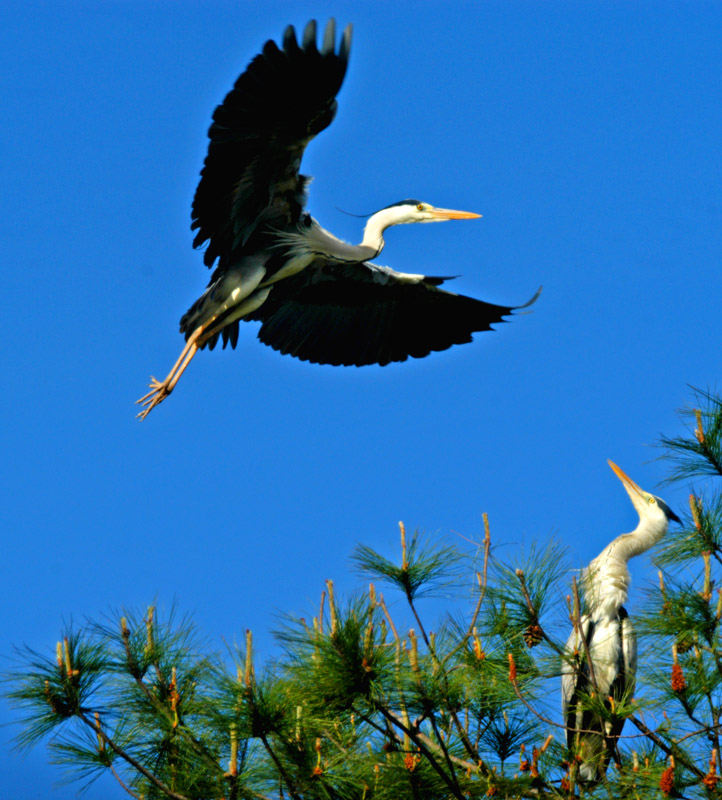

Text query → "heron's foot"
[135,377,171,420]
[135,332,201,420]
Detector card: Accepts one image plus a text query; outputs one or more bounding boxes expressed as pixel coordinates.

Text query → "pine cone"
[524,624,543,647]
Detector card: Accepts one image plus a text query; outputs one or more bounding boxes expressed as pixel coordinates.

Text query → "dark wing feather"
[562,612,634,781]
[606,610,637,742]
[191,20,352,267]
[245,262,535,366]
[562,617,596,751]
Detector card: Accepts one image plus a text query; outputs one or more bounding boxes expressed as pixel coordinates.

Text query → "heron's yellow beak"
[429,207,482,220]
[608,460,647,513]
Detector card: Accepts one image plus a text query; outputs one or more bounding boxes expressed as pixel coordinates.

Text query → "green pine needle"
[351,531,464,600]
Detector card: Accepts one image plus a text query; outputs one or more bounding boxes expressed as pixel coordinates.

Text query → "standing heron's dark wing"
[245,261,539,366]
[191,20,352,268]
[606,611,637,741]
[561,611,635,783]
[562,617,594,751]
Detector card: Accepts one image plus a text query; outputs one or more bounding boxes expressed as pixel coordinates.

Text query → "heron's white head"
[360,200,481,254]
[607,460,681,526]
[378,199,481,226]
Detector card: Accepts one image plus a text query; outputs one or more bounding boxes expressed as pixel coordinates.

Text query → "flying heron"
[137,19,539,419]
[561,460,681,784]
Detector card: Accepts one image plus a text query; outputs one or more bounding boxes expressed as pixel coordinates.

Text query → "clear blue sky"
[2,2,721,796]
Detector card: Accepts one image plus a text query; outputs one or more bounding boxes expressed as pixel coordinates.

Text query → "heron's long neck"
[279,208,399,264]
[613,515,668,560]
[583,516,668,621]
[278,220,381,265]
[360,208,399,254]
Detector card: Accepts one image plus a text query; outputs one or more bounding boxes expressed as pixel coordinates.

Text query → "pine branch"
[373,704,467,799]
[258,732,302,800]
[659,388,722,484]
[426,712,462,796]
[76,711,190,800]
[515,569,565,657]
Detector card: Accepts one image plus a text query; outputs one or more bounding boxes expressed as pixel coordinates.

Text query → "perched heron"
[136,19,539,418]
[561,460,681,784]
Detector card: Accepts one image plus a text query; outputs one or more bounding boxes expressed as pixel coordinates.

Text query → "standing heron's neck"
[584,516,668,620]
[612,515,668,561]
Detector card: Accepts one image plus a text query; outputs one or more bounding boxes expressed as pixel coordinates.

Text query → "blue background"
[2,2,721,796]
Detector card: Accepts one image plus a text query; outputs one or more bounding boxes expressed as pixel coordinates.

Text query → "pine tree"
[6,389,722,798]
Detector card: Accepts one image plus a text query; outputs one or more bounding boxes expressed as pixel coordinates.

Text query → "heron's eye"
[416,203,424,211]
[648,497,656,505]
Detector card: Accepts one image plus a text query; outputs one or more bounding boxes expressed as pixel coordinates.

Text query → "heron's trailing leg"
[136,275,271,419]
[136,318,224,418]
[136,325,206,419]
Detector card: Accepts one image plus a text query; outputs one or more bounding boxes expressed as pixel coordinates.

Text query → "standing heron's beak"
[429,207,482,220]
[608,460,647,513]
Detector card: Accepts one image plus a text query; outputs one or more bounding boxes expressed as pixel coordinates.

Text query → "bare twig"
[445,515,492,666]
[109,762,142,800]
[406,595,429,648]
[675,723,722,746]
[629,716,706,780]
[377,595,399,645]
[466,514,492,635]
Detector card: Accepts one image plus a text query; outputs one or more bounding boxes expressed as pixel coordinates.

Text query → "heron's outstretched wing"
[191,20,352,267]
[244,262,538,366]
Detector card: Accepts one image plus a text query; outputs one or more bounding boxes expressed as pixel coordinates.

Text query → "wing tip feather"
[514,285,542,312]
[282,24,299,53]
[321,19,336,56]
[340,23,353,63]
[302,20,318,51]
